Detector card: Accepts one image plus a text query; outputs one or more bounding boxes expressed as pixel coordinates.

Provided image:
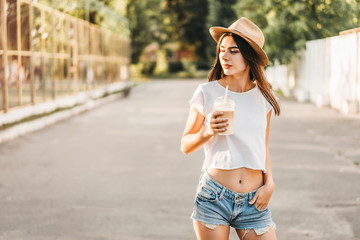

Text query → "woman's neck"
[223,73,254,93]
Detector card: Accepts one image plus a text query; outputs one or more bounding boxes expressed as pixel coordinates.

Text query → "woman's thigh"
[193,219,230,240]
[235,228,277,240]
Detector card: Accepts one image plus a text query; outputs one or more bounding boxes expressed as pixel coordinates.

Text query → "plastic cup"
[214,96,235,135]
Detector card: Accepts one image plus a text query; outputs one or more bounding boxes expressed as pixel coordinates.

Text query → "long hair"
[208,32,280,116]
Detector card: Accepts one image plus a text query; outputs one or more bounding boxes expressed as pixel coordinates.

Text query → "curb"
[0,85,130,145]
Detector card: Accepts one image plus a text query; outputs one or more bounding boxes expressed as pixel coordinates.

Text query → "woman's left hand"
[248,183,275,211]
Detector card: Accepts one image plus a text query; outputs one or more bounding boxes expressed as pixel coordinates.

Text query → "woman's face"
[219,35,249,76]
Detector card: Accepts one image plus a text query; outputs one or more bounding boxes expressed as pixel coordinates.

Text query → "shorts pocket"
[197,184,218,202]
[254,204,268,212]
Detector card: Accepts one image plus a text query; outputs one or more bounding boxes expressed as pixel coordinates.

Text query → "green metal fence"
[0,0,130,114]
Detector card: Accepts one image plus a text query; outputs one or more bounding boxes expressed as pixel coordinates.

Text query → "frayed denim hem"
[238,223,276,239]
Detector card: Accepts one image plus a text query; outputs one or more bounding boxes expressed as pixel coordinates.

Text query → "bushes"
[168,61,185,73]
[168,59,210,73]
[133,59,210,79]
[196,60,211,71]
[141,61,157,75]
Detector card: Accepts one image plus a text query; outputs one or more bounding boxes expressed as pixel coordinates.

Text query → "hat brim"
[209,27,269,66]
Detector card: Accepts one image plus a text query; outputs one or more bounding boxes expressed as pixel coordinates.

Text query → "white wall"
[266,32,360,114]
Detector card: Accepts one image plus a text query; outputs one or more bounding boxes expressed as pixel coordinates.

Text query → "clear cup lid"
[214,96,235,110]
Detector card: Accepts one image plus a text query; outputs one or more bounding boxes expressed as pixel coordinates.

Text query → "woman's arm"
[249,109,275,210]
[181,106,211,155]
[181,106,228,155]
[264,109,275,188]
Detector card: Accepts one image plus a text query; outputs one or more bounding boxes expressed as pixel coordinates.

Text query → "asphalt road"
[0,79,359,240]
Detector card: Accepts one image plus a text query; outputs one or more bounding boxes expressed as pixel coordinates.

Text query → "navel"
[239,179,242,184]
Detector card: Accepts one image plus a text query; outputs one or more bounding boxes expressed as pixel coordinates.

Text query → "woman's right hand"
[205,111,229,136]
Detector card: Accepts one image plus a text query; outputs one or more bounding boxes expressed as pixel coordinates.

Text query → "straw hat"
[209,17,268,66]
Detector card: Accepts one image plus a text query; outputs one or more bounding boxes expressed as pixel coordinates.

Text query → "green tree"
[39,0,129,36]
[206,0,237,60]
[164,0,209,61]
[126,0,164,64]
[233,0,360,65]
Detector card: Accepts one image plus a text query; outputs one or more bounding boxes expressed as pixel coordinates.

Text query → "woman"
[181,17,281,240]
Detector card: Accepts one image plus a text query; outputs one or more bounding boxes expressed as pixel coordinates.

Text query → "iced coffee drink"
[214,96,235,135]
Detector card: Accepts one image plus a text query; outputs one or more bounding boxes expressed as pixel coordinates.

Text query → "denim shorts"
[191,171,276,234]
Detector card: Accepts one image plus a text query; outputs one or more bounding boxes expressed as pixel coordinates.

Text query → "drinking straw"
[224,85,229,104]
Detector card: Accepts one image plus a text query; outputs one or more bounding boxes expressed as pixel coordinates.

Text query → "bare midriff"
[207,167,263,194]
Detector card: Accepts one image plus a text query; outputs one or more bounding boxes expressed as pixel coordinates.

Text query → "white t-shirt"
[189,80,279,172]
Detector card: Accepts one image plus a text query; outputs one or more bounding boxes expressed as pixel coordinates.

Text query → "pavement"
[0,79,359,240]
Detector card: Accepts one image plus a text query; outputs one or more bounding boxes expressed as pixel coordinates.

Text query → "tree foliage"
[206,0,237,60]
[38,0,129,37]
[39,0,360,66]
[163,0,237,64]
[234,0,360,65]
[126,0,163,64]
[164,0,209,61]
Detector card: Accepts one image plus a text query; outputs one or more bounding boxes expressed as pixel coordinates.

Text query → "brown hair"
[208,33,280,116]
